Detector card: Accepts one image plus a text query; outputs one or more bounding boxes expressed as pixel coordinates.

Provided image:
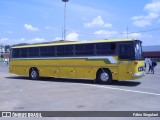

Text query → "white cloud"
[132,0,160,27]
[54,37,62,41]
[54,33,79,41]
[133,20,152,27]
[132,15,144,20]
[1,38,46,45]
[146,12,159,20]
[84,16,112,28]
[0,38,9,44]
[31,38,46,43]
[24,24,39,32]
[0,38,9,41]
[103,23,113,28]
[144,0,160,13]
[128,33,142,38]
[94,30,119,38]
[19,38,26,42]
[94,30,118,35]
[66,32,79,41]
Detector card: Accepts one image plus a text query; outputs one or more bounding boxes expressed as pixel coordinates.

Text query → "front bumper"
[133,72,145,78]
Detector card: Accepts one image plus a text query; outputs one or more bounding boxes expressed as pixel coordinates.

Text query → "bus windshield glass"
[119,42,134,60]
[134,41,144,60]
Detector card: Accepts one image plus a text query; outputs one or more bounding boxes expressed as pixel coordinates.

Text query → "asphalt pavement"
[0,61,160,120]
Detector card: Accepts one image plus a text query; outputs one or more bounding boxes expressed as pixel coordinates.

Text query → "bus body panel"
[118,60,133,80]
[132,60,145,79]
[9,38,145,81]
[118,60,145,80]
[10,57,120,80]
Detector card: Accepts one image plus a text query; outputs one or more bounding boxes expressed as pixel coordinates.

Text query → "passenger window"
[57,45,74,56]
[96,43,116,55]
[12,49,20,58]
[28,47,39,57]
[75,44,95,56]
[21,48,28,57]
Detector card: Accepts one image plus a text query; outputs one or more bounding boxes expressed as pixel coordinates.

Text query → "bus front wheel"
[97,69,112,84]
[29,68,39,80]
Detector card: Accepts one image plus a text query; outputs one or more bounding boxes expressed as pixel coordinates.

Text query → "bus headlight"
[138,67,144,72]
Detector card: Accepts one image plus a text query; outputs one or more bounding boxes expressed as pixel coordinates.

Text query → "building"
[0,45,5,61]
[143,45,160,61]
[0,45,10,62]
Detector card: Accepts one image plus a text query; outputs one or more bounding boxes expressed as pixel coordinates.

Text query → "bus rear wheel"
[29,68,39,80]
[97,69,112,84]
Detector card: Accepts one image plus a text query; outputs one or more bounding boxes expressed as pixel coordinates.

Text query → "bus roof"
[11,38,138,48]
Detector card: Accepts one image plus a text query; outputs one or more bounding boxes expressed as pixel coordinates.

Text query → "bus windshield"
[134,41,144,60]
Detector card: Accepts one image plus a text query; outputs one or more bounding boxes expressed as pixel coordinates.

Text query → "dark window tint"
[75,44,85,51]
[110,43,116,51]
[40,46,55,57]
[75,44,95,56]
[57,45,74,56]
[48,46,56,56]
[119,43,133,59]
[28,47,39,57]
[65,45,73,52]
[96,43,116,55]
[12,48,20,58]
[109,43,116,54]
[85,44,95,55]
[11,42,118,58]
[21,48,28,57]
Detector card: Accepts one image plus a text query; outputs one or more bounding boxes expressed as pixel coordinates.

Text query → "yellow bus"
[9,38,145,84]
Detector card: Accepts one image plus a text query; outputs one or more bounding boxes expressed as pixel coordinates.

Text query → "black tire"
[97,69,112,84]
[29,68,39,80]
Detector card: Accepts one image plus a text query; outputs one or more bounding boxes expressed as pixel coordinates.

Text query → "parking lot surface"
[0,62,160,120]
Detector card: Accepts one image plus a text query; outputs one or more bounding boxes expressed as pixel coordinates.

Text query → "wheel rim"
[31,70,37,79]
[100,72,109,82]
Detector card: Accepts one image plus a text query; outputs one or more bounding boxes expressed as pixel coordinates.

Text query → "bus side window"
[40,46,48,57]
[28,47,39,57]
[21,48,28,57]
[75,44,95,56]
[75,44,85,56]
[110,43,116,50]
[96,43,116,55]
[48,46,56,57]
[57,45,65,56]
[109,43,116,54]
[13,49,20,58]
[96,43,108,55]
[57,45,74,57]
[64,45,74,56]
[85,44,95,55]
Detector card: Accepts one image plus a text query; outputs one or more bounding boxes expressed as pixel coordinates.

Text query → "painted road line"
[80,84,160,96]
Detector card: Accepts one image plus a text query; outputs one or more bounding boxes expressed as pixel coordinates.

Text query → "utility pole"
[62,0,69,41]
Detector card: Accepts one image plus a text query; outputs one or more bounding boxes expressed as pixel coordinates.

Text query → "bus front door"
[118,61,133,80]
[118,43,133,80]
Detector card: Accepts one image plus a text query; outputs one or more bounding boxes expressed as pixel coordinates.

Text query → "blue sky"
[0,0,160,46]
